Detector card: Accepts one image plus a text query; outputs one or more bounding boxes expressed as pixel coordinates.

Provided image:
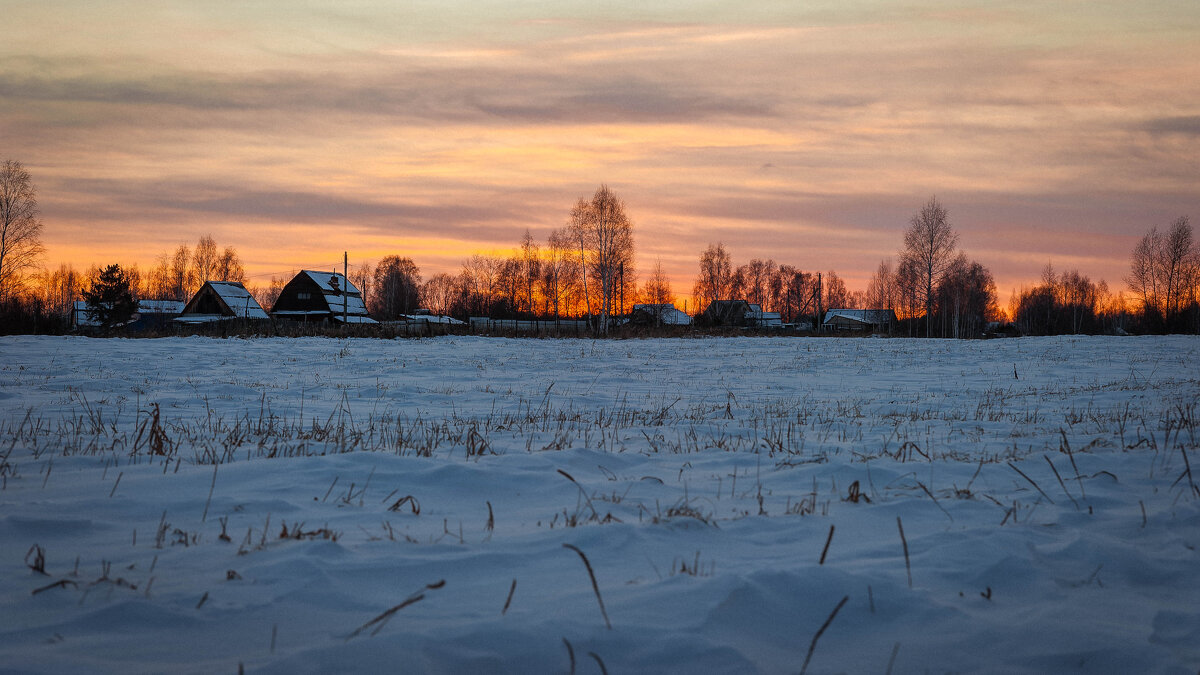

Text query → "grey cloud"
[0,57,777,127]
[1141,115,1200,136]
[48,176,527,240]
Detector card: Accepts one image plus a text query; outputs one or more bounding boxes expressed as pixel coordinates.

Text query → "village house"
[822,308,898,333]
[628,303,693,326]
[175,281,269,324]
[697,300,780,328]
[270,270,376,324]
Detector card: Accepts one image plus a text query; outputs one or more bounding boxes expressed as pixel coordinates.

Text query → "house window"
[297,292,311,300]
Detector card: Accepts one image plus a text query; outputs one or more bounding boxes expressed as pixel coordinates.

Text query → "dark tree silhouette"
[0,160,45,301]
[83,264,138,328]
[901,197,958,337]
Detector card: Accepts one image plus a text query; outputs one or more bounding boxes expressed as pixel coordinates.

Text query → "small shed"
[175,281,269,324]
[822,309,897,332]
[270,270,376,324]
[629,303,692,326]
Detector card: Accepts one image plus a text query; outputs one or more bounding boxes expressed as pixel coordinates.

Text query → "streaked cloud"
[1,1,1197,299]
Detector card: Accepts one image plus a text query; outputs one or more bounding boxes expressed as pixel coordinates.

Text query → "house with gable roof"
[270,270,376,324]
[175,281,269,324]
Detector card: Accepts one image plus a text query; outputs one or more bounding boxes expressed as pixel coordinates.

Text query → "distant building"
[822,309,897,332]
[629,303,692,326]
[400,309,465,325]
[175,281,269,324]
[745,305,783,328]
[270,270,376,324]
[698,300,780,328]
[73,299,184,330]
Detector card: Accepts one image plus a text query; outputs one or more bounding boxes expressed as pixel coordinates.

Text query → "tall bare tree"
[545,227,581,321]
[693,242,732,313]
[569,185,634,334]
[215,246,245,283]
[519,228,540,315]
[1127,216,1197,326]
[351,262,373,309]
[192,235,219,285]
[39,263,81,317]
[0,160,45,301]
[866,259,895,313]
[170,244,193,301]
[421,273,457,316]
[642,258,674,325]
[901,197,959,336]
[372,255,422,319]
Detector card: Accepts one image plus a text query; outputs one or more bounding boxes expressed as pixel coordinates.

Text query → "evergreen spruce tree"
[84,264,137,328]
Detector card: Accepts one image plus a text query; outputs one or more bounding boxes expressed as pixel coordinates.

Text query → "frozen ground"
[0,335,1198,674]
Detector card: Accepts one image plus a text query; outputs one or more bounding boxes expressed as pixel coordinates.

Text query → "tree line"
[2,158,1197,335]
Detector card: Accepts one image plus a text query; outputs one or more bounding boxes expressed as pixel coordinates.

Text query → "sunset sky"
[3,1,1197,301]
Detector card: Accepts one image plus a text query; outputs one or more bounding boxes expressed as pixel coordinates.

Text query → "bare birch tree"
[0,160,45,301]
[569,185,634,334]
[1127,216,1197,326]
[693,243,732,313]
[901,197,958,336]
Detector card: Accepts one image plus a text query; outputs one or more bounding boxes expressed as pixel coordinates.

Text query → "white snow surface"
[0,335,1198,674]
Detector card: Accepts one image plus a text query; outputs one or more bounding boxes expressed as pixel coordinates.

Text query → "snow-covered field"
[1,335,1198,674]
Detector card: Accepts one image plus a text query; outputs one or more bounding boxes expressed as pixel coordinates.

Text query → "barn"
[822,308,897,332]
[270,270,376,324]
[175,281,269,324]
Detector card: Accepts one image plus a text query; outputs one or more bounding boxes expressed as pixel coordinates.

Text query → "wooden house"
[822,309,897,332]
[629,303,693,326]
[270,270,376,324]
[175,281,269,324]
[697,300,780,327]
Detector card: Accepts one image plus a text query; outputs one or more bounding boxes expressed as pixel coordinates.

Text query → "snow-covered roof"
[206,281,270,319]
[333,314,378,324]
[632,304,693,325]
[300,270,363,296]
[823,309,897,325]
[74,300,185,327]
[320,293,370,318]
[138,300,186,314]
[173,314,228,325]
[400,313,465,325]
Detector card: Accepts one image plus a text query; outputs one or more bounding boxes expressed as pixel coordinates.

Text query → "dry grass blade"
[25,544,48,575]
[898,516,912,588]
[32,579,77,595]
[562,637,576,675]
[916,480,953,521]
[799,594,849,675]
[347,579,446,639]
[886,642,901,675]
[1007,461,1054,504]
[588,651,609,675]
[1043,455,1079,510]
[819,524,834,565]
[387,495,420,514]
[563,543,612,630]
[502,578,517,615]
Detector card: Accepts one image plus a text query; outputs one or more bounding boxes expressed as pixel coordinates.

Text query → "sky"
[2,0,1198,301]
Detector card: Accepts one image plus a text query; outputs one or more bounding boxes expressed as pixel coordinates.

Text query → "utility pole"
[343,252,348,325]
[816,272,823,334]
